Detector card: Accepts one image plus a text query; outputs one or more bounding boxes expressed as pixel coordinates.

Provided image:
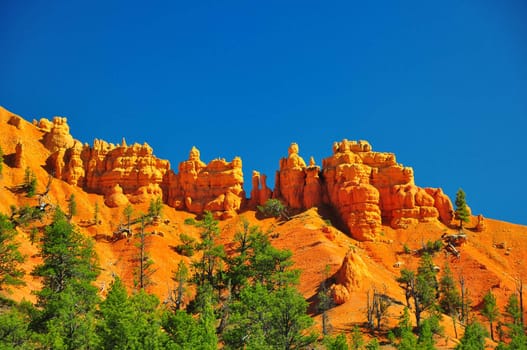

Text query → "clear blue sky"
[2,1,526,225]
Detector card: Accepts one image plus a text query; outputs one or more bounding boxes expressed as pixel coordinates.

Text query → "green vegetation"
[0,214,26,294]
[439,263,462,338]
[456,321,487,350]
[397,253,439,328]
[257,198,289,220]
[123,203,133,233]
[482,290,499,341]
[422,239,443,255]
[3,198,527,350]
[23,167,37,198]
[455,188,470,230]
[148,197,163,218]
[9,204,43,228]
[175,233,196,256]
[134,216,156,290]
[67,193,77,220]
[31,207,100,348]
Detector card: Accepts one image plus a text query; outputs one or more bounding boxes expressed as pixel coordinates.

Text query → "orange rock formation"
[24,114,454,240]
[167,147,245,218]
[265,140,454,240]
[38,118,245,216]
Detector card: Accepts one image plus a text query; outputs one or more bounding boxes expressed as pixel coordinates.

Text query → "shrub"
[175,233,196,257]
[257,199,288,220]
[183,218,196,226]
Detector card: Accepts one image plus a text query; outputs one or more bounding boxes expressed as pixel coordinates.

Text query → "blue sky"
[2,1,526,225]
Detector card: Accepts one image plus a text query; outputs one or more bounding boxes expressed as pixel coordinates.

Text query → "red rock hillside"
[2,106,527,349]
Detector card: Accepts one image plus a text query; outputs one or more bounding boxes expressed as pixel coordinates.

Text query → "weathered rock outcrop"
[14,142,24,168]
[40,118,170,205]
[42,117,75,153]
[249,171,272,208]
[40,118,246,215]
[82,138,169,202]
[330,251,371,304]
[167,147,245,217]
[37,117,452,234]
[269,140,454,240]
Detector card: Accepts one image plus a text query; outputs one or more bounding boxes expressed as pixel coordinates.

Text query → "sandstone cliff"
[10,112,454,240]
[166,146,245,218]
[261,139,454,240]
[38,117,245,216]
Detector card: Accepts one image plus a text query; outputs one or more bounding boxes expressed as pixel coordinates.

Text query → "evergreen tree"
[503,293,527,349]
[67,193,77,221]
[163,309,204,349]
[123,204,133,233]
[128,290,172,349]
[191,211,224,289]
[197,287,219,350]
[268,286,317,349]
[482,290,499,341]
[318,264,333,335]
[97,277,139,349]
[455,188,470,230]
[439,263,462,338]
[31,207,100,349]
[134,215,156,290]
[350,325,364,350]
[224,283,316,349]
[455,321,487,350]
[394,308,418,350]
[325,333,349,350]
[506,294,522,326]
[170,260,189,311]
[418,316,439,350]
[365,338,380,350]
[257,198,288,220]
[397,253,438,328]
[148,197,163,218]
[23,167,37,198]
[0,214,25,294]
[0,302,36,350]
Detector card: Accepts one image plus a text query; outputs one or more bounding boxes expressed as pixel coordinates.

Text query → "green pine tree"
[67,193,77,221]
[455,188,470,230]
[456,321,487,350]
[23,167,37,198]
[0,213,26,294]
[325,333,350,350]
[31,207,100,349]
[439,263,462,338]
[97,277,139,349]
[482,290,499,341]
[0,302,36,349]
[123,203,133,232]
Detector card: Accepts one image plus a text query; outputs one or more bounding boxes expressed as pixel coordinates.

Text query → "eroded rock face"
[270,139,454,240]
[166,147,245,217]
[83,139,170,199]
[249,171,272,208]
[41,117,246,214]
[330,251,371,305]
[42,117,75,153]
[275,143,308,209]
[39,116,452,231]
